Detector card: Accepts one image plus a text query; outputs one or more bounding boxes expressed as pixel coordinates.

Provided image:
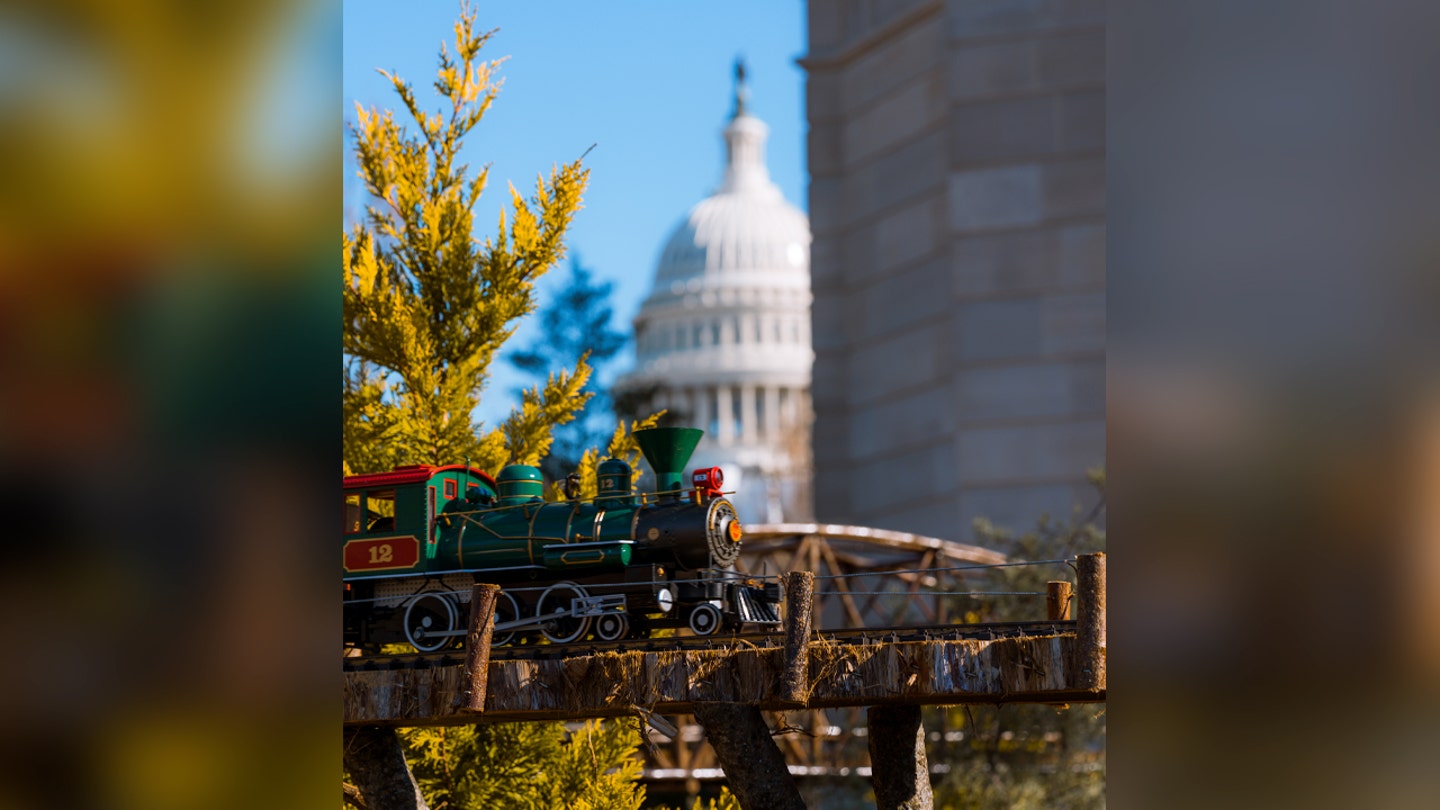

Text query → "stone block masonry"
[804,0,1105,534]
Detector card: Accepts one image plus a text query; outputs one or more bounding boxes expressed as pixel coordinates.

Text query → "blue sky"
[343,1,808,429]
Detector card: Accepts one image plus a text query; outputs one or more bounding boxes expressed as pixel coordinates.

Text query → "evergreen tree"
[404,721,649,810]
[342,0,591,478]
[341,5,662,809]
[508,257,628,480]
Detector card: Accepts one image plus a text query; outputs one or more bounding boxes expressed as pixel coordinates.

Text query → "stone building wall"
[804,0,1105,535]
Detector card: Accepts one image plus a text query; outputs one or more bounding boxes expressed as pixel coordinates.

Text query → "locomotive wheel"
[491,592,521,646]
[404,592,458,652]
[688,603,722,636]
[536,582,591,644]
[594,612,628,641]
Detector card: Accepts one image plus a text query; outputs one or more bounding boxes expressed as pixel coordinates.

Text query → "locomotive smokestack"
[633,427,703,500]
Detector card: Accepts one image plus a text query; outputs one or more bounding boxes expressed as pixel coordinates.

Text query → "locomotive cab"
[342,465,499,578]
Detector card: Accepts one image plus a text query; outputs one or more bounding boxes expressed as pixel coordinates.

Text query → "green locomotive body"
[343,428,779,652]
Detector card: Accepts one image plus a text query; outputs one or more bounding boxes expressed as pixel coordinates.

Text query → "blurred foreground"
[1111,1,1440,807]
[0,2,337,809]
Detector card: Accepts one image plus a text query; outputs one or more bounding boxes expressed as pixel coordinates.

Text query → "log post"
[342,726,429,810]
[778,571,814,707]
[867,705,934,810]
[460,583,500,712]
[694,703,806,810]
[1076,553,1106,692]
[1046,580,1073,621]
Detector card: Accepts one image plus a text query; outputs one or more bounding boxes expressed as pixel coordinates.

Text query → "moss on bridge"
[343,631,1104,727]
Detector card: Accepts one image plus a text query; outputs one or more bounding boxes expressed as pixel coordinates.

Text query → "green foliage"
[501,359,593,467]
[401,721,647,810]
[931,471,1106,809]
[404,724,561,808]
[342,0,591,477]
[958,476,1105,624]
[509,258,629,480]
[539,720,647,810]
[683,787,741,810]
[929,705,1106,810]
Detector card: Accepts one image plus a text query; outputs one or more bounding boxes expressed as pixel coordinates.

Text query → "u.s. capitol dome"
[617,62,813,523]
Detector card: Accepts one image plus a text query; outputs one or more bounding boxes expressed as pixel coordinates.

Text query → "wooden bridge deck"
[343,630,1103,727]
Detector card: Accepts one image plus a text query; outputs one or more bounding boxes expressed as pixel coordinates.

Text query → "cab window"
[344,493,362,534]
[365,489,396,533]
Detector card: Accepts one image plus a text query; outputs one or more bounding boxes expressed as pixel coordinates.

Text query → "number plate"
[343,536,420,572]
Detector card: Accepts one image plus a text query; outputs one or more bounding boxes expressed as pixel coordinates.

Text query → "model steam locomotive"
[343,427,781,653]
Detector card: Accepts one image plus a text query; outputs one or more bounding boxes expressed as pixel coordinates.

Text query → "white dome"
[617,62,814,522]
[627,105,813,384]
[647,107,810,304]
[655,188,810,291]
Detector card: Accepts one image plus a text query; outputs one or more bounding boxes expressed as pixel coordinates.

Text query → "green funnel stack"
[633,427,704,498]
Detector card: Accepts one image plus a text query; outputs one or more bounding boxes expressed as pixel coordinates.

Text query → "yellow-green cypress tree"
[342,6,664,810]
[343,1,591,477]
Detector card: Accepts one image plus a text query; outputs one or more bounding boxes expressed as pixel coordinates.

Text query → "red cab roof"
[343,464,498,491]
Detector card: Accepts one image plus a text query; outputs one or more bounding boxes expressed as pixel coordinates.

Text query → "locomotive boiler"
[342,427,781,652]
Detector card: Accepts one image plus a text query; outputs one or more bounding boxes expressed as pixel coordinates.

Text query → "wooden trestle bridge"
[342,527,1105,803]
[636,524,1093,790]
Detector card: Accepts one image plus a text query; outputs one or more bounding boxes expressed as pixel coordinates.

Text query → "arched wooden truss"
[641,523,1007,792]
[736,523,1007,630]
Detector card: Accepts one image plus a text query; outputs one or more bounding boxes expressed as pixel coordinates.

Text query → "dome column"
[695,386,713,437]
[671,388,690,425]
[764,384,781,440]
[781,387,796,431]
[740,383,757,444]
[716,385,734,445]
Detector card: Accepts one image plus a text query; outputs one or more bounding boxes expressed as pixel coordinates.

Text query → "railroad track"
[342,620,1076,672]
